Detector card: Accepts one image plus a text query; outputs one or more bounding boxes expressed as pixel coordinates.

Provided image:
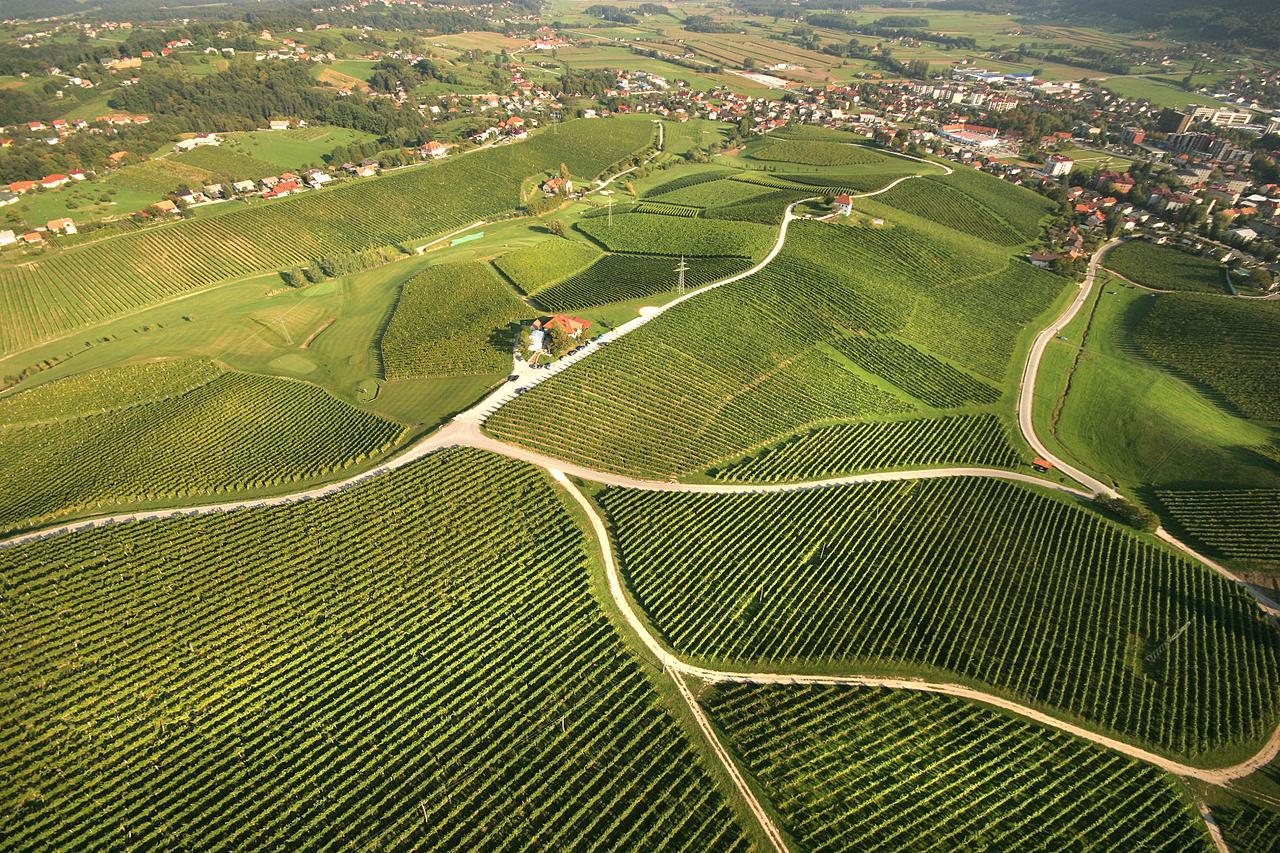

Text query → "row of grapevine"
[1154,489,1280,566]
[0,367,406,533]
[872,178,1025,246]
[642,168,736,197]
[530,254,753,312]
[829,332,1003,408]
[491,240,603,295]
[709,413,1021,482]
[380,260,532,380]
[598,476,1280,757]
[632,201,702,218]
[490,221,1065,477]
[703,684,1211,851]
[1130,294,1279,421]
[0,448,749,849]
[1106,241,1229,293]
[748,139,889,167]
[0,118,655,354]
[940,166,1057,242]
[1214,797,1280,852]
[649,177,779,208]
[575,213,775,258]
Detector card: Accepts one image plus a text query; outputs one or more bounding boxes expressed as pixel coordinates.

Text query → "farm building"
[174,133,220,152]
[46,218,76,235]
[0,229,15,246]
[542,314,591,339]
[833,193,853,216]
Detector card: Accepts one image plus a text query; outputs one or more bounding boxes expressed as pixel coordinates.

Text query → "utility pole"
[676,256,688,294]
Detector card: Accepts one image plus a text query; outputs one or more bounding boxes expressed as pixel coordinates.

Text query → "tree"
[559,162,570,181]
[282,268,305,288]
[547,219,567,237]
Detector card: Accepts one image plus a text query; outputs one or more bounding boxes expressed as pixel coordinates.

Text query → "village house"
[152,199,178,214]
[420,140,448,159]
[21,231,43,244]
[833,193,853,216]
[174,133,220,152]
[46,217,76,235]
[41,174,69,190]
[542,314,591,339]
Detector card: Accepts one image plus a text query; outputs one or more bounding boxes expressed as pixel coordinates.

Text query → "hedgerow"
[704,684,1211,851]
[380,260,531,379]
[0,363,405,533]
[600,476,1280,757]
[0,448,749,850]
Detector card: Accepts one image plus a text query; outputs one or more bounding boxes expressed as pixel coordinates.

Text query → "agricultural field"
[0,359,405,533]
[380,260,532,380]
[926,166,1058,243]
[829,333,1002,407]
[1100,76,1237,110]
[1105,240,1229,293]
[0,448,749,849]
[211,125,379,171]
[488,219,1065,478]
[530,253,754,312]
[1213,796,1280,852]
[599,476,1280,758]
[702,684,1210,850]
[1129,294,1279,422]
[748,139,888,167]
[0,117,655,355]
[870,177,1029,246]
[1154,490,1280,570]
[576,213,775,258]
[170,146,283,182]
[492,239,603,295]
[710,413,1021,482]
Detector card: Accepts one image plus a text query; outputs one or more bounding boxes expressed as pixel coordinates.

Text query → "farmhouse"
[46,217,76,234]
[8,180,36,194]
[20,231,43,244]
[420,140,448,159]
[41,173,70,189]
[542,314,591,339]
[232,179,256,193]
[833,193,853,216]
[152,199,178,214]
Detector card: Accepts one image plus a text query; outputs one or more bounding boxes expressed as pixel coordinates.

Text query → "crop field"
[576,213,775,258]
[643,168,736,197]
[631,201,702,218]
[871,177,1026,246]
[492,240,603,295]
[531,254,754,312]
[748,140,888,167]
[710,413,1021,482]
[703,684,1209,850]
[489,221,1064,477]
[1106,241,1228,293]
[830,333,1002,408]
[0,118,654,354]
[0,449,749,849]
[380,261,531,379]
[599,476,1280,757]
[650,178,778,208]
[1154,490,1280,568]
[172,146,283,181]
[0,360,405,533]
[1129,294,1279,421]
[109,158,218,195]
[1215,797,1280,852]
[735,169,918,197]
[707,188,814,225]
[935,166,1057,243]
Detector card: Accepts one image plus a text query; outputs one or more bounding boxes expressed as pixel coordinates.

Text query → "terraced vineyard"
[1155,490,1280,567]
[871,177,1025,246]
[489,220,1065,477]
[0,449,749,849]
[0,361,405,533]
[1130,294,1280,421]
[380,260,531,379]
[599,477,1280,757]
[576,213,774,258]
[703,684,1211,851]
[1107,240,1228,293]
[830,333,1002,407]
[710,413,1021,482]
[531,254,753,311]
[0,118,654,354]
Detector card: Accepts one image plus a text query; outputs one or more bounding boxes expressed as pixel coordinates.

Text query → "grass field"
[1106,240,1229,293]
[489,217,1065,478]
[1100,76,1237,110]
[703,684,1210,850]
[0,117,655,355]
[0,359,406,533]
[601,476,1280,760]
[0,448,750,849]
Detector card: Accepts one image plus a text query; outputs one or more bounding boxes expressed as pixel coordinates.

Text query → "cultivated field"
[0,118,654,354]
[703,683,1210,850]
[1155,490,1280,569]
[0,359,405,533]
[1106,241,1229,293]
[600,476,1280,758]
[0,449,749,849]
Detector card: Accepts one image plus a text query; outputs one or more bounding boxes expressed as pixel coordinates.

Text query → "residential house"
[833,193,853,216]
[41,173,69,189]
[46,217,76,234]
[542,314,591,339]
[152,199,179,214]
[0,229,15,246]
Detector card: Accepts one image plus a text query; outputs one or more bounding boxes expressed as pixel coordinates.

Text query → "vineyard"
[0,448,749,849]
[748,139,888,167]
[0,362,405,533]
[0,118,654,354]
[829,333,1002,408]
[1129,294,1280,421]
[871,178,1026,246]
[489,220,1065,477]
[1154,489,1280,568]
[1214,797,1280,852]
[599,476,1280,757]
[710,413,1021,482]
[1106,241,1228,293]
[491,240,603,295]
[649,177,779,208]
[530,254,753,312]
[380,261,531,379]
[172,145,284,182]
[575,213,775,258]
[702,684,1211,851]
[937,166,1056,242]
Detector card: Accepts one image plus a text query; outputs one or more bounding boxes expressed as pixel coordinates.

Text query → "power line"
[675,256,688,294]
